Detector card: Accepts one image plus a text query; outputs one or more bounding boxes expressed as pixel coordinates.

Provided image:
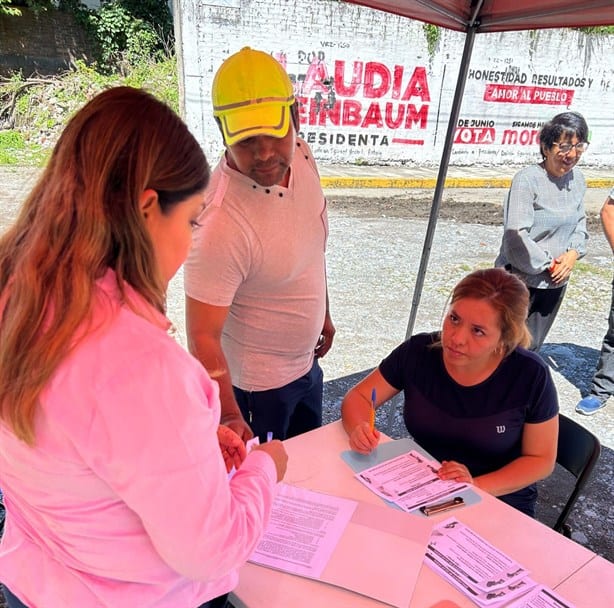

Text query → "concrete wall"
[175,0,614,168]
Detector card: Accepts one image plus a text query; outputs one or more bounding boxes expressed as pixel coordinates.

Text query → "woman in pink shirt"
[0,87,287,608]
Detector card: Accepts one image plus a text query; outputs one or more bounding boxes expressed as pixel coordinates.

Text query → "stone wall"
[0,8,94,77]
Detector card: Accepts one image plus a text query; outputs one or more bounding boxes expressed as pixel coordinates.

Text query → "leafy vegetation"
[578,26,614,35]
[0,0,21,16]
[0,129,28,164]
[0,0,178,165]
[74,0,174,71]
[423,23,440,58]
[0,57,179,165]
[1,1,174,70]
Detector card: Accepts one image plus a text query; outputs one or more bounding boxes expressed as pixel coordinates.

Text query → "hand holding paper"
[437,459,474,485]
[355,449,468,513]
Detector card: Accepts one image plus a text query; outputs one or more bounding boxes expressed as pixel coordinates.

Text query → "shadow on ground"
[540,343,600,396]
[323,369,614,562]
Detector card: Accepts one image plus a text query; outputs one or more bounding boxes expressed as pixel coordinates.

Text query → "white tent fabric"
[341,0,614,336]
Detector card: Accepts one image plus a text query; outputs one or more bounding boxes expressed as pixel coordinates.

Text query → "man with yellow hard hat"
[185,47,335,444]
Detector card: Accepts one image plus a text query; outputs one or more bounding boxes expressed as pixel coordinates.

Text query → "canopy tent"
[342,1,614,33]
[340,0,614,337]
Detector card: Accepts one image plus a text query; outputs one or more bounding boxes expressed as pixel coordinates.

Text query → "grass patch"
[0,131,24,164]
[569,261,611,282]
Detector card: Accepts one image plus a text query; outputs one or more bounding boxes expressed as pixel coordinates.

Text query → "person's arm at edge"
[600,190,614,252]
[341,368,399,454]
[473,416,558,497]
[186,295,253,442]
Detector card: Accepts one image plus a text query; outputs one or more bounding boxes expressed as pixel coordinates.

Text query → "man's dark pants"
[234,359,323,442]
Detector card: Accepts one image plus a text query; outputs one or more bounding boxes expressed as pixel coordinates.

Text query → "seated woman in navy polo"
[341,268,558,517]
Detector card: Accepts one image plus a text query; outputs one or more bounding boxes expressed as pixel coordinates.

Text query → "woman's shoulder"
[570,166,587,187]
[504,347,551,378]
[80,275,196,379]
[404,331,439,351]
[385,331,440,363]
[379,332,441,387]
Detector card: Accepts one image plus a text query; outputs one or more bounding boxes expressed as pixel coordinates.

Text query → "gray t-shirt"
[184,139,328,391]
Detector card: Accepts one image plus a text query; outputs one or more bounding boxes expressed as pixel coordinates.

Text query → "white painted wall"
[175,0,614,168]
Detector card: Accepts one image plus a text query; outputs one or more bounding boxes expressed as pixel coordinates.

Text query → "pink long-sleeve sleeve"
[0,271,277,607]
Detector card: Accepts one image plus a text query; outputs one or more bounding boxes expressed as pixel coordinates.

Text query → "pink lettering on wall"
[297,96,428,130]
[334,60,430,101]
[281,51,431,144]
[484,84,574,105]
[301,59,332,96]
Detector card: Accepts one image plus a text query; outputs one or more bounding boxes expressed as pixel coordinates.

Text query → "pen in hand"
[370,388,376,431]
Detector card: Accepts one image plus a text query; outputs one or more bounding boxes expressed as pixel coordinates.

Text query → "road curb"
[320,176,612,189]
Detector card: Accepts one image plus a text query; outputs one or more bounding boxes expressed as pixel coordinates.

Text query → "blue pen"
[266,431,273,442]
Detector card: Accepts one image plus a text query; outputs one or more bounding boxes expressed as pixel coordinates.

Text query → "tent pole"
[404,23,478,339]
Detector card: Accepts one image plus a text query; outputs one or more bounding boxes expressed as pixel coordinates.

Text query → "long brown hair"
[450,268,532,355]
[0,86,209,443]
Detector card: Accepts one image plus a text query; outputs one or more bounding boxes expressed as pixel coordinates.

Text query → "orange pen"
[370,387,376,431]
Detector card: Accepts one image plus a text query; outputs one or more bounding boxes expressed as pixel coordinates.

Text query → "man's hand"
[217,424,247,473]
[221,412,254,443]
[315,312,336,359]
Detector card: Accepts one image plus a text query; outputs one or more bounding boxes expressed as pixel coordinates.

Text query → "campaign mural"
[177,0,614,167]
[281,53,430,148]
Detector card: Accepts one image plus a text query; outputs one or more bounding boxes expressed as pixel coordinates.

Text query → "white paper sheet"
[247,482,433,607]
[424,517,536,607]
[506,584,578,608]
[355,449,467,512]
[249,483,357,578]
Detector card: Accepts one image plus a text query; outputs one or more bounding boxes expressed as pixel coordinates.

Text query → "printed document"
[249,483,357,578]
[424,518,576,608]
[243,483,432,607]
[506,585,577,608]
[354,449,467,511]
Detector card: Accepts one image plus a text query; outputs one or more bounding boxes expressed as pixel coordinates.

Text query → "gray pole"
[405,23,478,339]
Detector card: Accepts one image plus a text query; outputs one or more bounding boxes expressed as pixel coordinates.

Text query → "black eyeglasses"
[553,141,590,154]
